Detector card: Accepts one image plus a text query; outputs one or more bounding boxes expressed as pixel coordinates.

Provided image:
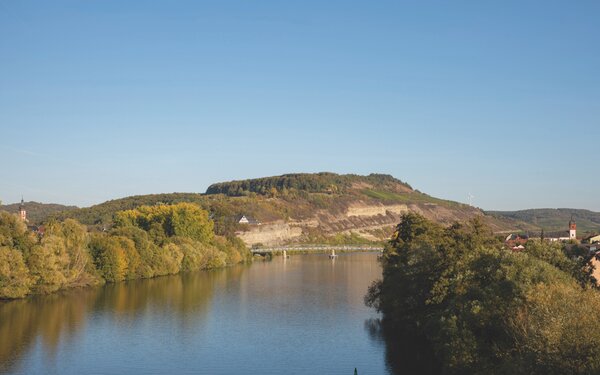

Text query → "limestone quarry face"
[235,200,480,246]
[235,222,303,246]
[346,203,408,217]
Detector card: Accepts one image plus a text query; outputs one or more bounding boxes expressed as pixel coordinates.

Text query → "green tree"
[367,213,600,374]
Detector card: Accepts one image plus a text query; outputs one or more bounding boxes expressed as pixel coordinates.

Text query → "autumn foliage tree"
[0,246,32,298]
[0,202,250,299]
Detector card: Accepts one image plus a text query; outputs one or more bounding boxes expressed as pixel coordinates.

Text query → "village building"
[27,225,46,236]
[508,217,580,246]
[544,217,577,242]
[18,198,45,236]
[505,233,529,250]
[583,234,600,244]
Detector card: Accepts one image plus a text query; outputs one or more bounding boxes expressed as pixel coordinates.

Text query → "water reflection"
[0,253,388,375]
[365,318,441,375]
[0,289,97,373]
[0,268,235,373]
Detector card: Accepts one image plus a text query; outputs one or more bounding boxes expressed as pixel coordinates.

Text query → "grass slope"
[486,208,600,235]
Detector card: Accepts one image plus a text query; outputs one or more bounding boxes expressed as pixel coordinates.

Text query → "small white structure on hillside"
[238,215,261,225]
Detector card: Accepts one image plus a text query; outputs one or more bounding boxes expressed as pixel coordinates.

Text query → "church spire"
[569,215,576,240]
[19,196,27,222]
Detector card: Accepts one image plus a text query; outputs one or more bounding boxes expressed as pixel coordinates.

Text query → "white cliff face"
[236,201,482,246]
[236,222,303,246]
[346,203,409,217]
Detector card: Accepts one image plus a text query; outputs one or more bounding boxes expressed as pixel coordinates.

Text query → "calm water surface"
[0,253,392,375]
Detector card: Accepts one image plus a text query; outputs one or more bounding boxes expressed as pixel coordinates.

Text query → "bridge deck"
[250,245,384,254]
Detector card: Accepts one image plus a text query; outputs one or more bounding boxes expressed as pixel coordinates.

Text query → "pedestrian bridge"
[250,244,384,256]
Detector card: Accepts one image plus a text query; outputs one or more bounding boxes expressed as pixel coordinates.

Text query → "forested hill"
[51,173,466,227]
[51,193,206,226]
[486,208,600,234]
[7,175,597,245]
[0,201,77,225]
[44,173,496,245]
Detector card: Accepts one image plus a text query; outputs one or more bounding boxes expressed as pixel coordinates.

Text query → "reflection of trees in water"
[0,267,240,372]
[364,318,441,375]
[0,288,98,373]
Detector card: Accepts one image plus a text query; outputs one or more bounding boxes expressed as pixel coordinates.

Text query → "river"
[0,252,394,375]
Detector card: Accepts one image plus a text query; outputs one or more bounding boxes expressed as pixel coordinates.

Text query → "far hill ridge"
[6,173,594,246]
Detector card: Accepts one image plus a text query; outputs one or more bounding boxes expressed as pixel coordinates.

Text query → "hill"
[0,201,77,225]
[486,208,600,236]
[12,177,597,245]
[47,173,515,246]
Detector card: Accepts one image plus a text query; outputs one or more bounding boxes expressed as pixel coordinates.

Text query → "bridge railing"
[250,244,384,253]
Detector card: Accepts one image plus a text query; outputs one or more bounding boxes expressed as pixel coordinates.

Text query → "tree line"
[205,172,411,197]
[366,212,600,374]
[0,203,251,299]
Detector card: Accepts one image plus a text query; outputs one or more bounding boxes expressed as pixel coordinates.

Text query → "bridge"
[250,244,384,258]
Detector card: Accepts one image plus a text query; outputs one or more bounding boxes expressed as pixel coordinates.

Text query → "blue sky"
[1,1,599,210]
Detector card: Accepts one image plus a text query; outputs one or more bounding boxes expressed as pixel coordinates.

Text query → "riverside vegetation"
[0,203,250,299]
[366,213,600,374]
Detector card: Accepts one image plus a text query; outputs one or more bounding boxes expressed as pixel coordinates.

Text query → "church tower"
[569,216,576,240]
[19,197,27,222]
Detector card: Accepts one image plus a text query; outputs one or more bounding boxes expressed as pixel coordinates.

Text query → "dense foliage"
[366,213,600,374]
[51,193,206,227]
[0,203,251,299]
[205,172,412,196]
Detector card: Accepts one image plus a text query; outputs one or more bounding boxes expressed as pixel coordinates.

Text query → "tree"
[158,243,183,275]
[89,235,128,282]
[367,213,600,374]
[27,236,69,294]
[114,203,214,244]
[0,246,32,298]
[171,237,207,272]
[46,219,98,286]
[0,211,36,254]
[111,226,157,278]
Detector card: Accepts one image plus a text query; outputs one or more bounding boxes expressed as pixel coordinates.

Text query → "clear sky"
[1,1,599,210]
